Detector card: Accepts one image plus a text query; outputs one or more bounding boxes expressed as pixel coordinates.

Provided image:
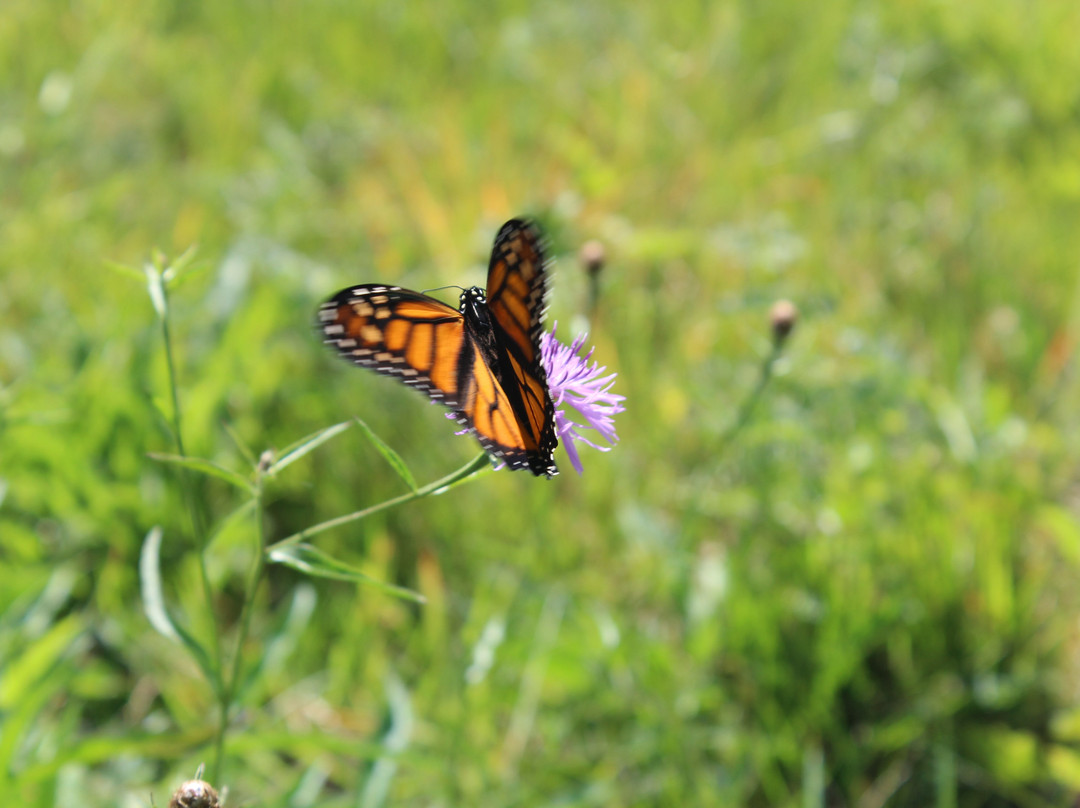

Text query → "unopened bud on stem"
[170,779,220,808]
[769,299,798,343]
[580,239,605,276]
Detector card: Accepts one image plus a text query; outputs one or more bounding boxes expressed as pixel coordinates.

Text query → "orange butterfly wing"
[318,220,558,477]
[318,285,471,406]
[478,220,558,475]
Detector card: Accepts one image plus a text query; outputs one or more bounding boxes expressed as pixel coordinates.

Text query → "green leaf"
[139,527,180,643]
[102,259,145,284]
[0,614,84,710]
[429,452,491,494]
[267,452,494,552]
[138,527,219,688]
[148,452,255,494]
[354,417,417,491]
[242,583,318,692]
[207,498,258,548]
[143,261,166,317]
[0,645,81,775]
[18,729,214,783]
[268,543,426,604]
[18,729,385,782]
[267,420,352,477]
[222,420,258,467]
[359,671,414,808]
[161,243,200,285]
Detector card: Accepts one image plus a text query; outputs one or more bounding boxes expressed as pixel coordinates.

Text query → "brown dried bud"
[170,779,220,808]
[579,239,605,276]
[769,300,798,342]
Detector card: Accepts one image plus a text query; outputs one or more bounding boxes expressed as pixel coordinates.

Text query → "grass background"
[4,0,1080,805]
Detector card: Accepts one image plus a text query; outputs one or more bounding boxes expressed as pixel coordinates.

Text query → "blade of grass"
[359,671,414,808]
[0,614,83,711]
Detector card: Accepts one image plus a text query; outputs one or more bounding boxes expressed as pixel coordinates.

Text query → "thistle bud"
[579,239,605,276]
[169,779,221,808]
[769,299,798,343]
[580,239,606,314]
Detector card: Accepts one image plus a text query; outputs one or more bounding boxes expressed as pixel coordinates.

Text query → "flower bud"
[769,299,798,343]
[170,779,220,808]
[579,239,605,276]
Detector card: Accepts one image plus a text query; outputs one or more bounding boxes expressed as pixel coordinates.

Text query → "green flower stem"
[266,452,490,553]
[717,338,784,454]
[158,277,225,699]
[211,475,267,784]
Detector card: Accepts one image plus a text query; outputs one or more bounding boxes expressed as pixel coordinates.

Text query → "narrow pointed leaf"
[103,259,145,283]
[166,259,212,291]
[268,543,425,604]
[139,527,218,687]
[148,452,255,494]
[242,583,318,693]
[208,498,258,547]
[140,527,180,643]
[161,243,200,285]
[144,262,167,317]
[267,421,352,477]
[222,420,258,466]
[354,417,416,491]
[430,452,491,495]
[268,453,494,551]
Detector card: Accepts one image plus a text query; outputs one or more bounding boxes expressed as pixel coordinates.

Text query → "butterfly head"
[459,286,489,322]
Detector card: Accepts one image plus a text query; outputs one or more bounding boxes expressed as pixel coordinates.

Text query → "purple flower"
[540,323,625,474]
[446,323,624,474]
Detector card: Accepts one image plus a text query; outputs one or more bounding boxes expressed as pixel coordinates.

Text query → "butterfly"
[317,218,559,477]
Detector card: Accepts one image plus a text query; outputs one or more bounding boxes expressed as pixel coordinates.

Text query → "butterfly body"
[319,220,559,477]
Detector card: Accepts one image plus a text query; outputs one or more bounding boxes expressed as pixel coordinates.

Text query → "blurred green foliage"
[4,0,1080,805]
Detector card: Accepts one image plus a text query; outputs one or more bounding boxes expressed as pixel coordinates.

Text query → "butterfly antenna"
[422,284,466,295]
